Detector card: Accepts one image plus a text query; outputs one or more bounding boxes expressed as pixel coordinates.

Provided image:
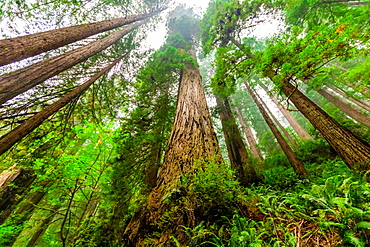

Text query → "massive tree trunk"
[0,9,164,66]
[124,49,223,246]
[0,165,36,224]
[216,96,258,185]
[327,84,370,112]
[317,88,370,126]
[234,106,263,160]
[260,84,313,140]
[0,21,142,105]
[244,80,308,176]
[0,56,122,156]
[277,79,370,169]
[256,92,298,149]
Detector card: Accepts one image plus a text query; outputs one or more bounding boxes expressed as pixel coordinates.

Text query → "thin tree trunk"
[230,37,370,169]
[244,79,308,176]
[260,84,313,140]
[216,96,258,185]
[0,21,142,105]
[124,49,223,246]
[256,92,299,149]
[0,165,36,224]
[0,56,122,156]
[327,84,370,112]
[277,79,370,170]
[234,106,263,160]
[317,88,370,126]
[0,8,164,66]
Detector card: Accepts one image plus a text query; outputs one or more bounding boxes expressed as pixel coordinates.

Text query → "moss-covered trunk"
[216,96,259,185]
[124,49,223,246]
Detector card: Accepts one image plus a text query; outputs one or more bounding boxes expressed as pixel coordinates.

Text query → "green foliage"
[182,159,370,246]
[296,139,336,164]
[179,162,242,213]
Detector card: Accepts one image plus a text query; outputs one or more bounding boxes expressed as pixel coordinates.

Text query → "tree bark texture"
[216,96,258,185]
[327,85,370,113]
[0,21,142,105]
[244,79,308,176]
[234,106,263,160]
[260,84,313,140]
[0,9,164,66]
[0,165,36,224]
[317,88,370,126]
[0,57,121,156]
[256,93,299,149]
[279,80,370,169]
[125,50,223,246]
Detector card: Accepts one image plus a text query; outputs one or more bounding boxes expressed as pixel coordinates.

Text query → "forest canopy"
[0,0,370,246]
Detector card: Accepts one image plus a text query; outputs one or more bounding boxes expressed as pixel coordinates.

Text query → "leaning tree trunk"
[244,80,308,176]
[215,96,258,185]
[0,8,164,66]
[1,178,52,246]
[0,165,36,224]
[256,92,298,149]
[260,84,313,140]
[327,84,370,112]
[25,204,60,247]
[0,21,143,105]
[317,88,370,126]
[124,49,223,246]
[277,79,370,170]
[0,56,123,156]
[234,106,263,160]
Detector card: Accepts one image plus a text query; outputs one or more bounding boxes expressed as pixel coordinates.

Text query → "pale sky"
[142,0,282,49]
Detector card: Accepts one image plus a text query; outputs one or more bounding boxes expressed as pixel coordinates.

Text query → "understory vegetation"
[1,0,370,246]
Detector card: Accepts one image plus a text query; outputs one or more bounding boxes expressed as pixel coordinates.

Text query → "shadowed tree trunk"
[244,79,308,176]
[260,84,313,140]
[256,92,299,149]
[25,204,60,247]
[0,21,142,105]
[124,49,223,246]
[234,106,263,160]
[0,9,164,66]
[0,56,123,156]
[216,96,259,185]
[275,78,370,169]
[144,141,163,192]
[317,88,370,126]
[0,165,36,224]
[1,178,52,246]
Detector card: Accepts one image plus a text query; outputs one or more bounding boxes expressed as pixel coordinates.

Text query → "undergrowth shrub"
[179,158,370,246]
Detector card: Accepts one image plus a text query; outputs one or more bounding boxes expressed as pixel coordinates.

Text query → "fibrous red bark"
[0,9,164,66]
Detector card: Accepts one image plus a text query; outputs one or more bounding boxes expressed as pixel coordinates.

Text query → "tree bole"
[0,56,122,156]
[0,9,164,66]
[0,21,142,105]
[279,80,370,169]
